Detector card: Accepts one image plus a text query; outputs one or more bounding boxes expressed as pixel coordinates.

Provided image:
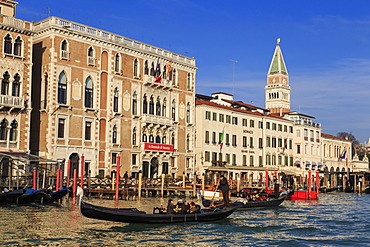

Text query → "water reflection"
[1,194,370,245]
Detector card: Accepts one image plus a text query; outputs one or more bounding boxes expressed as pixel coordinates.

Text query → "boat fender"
[212,208,220,213]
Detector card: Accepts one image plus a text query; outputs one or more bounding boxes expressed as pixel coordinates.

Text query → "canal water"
[0,193,369,246]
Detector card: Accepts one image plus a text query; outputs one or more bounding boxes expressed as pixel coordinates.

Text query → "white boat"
[197,189,221,200]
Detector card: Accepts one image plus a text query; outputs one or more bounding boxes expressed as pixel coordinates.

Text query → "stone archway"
[150,157,158,178]
[69,153,79,178]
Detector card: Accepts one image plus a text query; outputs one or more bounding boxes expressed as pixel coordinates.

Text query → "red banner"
[144,143,174,152]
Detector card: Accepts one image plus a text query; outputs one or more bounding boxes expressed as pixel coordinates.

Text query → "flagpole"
[230,59,238,96]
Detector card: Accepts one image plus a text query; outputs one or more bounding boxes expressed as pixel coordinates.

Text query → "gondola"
[202,194,287,209]
[17,188,49,204]
[0,189,25,203]
[45,187,70,202]
[80,200,242,223]
[319,186,338,193]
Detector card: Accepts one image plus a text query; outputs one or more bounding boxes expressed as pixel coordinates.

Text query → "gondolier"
[219,175,230,207]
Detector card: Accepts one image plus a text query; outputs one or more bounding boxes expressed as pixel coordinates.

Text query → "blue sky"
[17,0,370,142]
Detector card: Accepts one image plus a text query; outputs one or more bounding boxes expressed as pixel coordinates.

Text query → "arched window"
[9,120,17,141]
[61,40,69,60]
[113,88,119,112]
[172,69,177,85]
[187,73,191,90]
[162,98,167,117]
[186,134,190,150]
[155,135,161,143]
[88,47,94,57]
[149,134,154,143]
[1,71,10,95]
[84,77,93,108]
[143,94,148,114]
[142,133,147,142]
[61,40,68,51]
[4,34,12,54]
[133,58,139,77]
[112,125,117,144]
[0,119,8,140]
[162,136,166,144]
[156,97,161,116]
[172,100,176,121]
[149,96,154,115]
[150,62,155,76]
[163,65,167,79]
[12,73,20,97]
[132,128,137,145]
[114,53,120,73]
[132,92,137,115]
[171,132,175,146]
[186,102,191,123]
[144,60,149,75]
[58,71,67,104]
[14,36,22,56]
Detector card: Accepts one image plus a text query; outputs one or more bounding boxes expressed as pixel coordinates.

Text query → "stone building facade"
[30,17,197,179]
[0,0,34,175]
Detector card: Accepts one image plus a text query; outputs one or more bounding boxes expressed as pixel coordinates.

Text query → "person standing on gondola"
[219,175,230,207]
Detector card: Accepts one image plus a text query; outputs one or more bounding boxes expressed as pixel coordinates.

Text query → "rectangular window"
[259,156,263,167]
[250,156,254,167]
[278,124,282,131]
[266,136,271,147]
[58,118,65,138]
[232,154,236,166]
[132,154,137,165]
[296,129,301,137]
[266,122,270,129]
[205,151,210,162]
[112,153,117,164]
[289,126,293,133]
[219,114,224,122]
[250,137,254,148]
[226,134,230,145]
[205,131,209,143]
[85,121,92,140]
[226,115,231,123]
[243,136,247,147]
[243,155,247,166]
[232,135,237,146]
[266,154,271,165]
[242,119,247,127]
[212,112,217,121]
[212,152,217,162]
[272,123,276,130]
[272,137,276,148]
[259,138,263,148]
[212,132,216,144]
[250,120,255,128]
[226,153,230,164]
[278,138,282,147]
[205,111,211,120]
[284,125,287,132]
[297,144,301,154]
[232,117,238,125]
[258,121,263,129]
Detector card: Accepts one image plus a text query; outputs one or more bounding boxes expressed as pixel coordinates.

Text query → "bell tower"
[265,38,291,116]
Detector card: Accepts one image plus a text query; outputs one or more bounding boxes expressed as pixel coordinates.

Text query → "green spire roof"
[268,39,288,75]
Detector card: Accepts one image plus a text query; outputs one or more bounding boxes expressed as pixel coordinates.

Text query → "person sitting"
[166,199,176,215]
[189,201,201,213]
[173,199,187,214]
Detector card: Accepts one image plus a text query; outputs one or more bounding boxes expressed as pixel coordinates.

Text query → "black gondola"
[80,201,242,223]
[202,194,287,209]
[0,189,25,203]
[319,186,338,193]
[17,189,49,204]
[45,187,70,202]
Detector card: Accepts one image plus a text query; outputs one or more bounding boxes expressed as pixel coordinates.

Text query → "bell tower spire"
[265,38,291,116]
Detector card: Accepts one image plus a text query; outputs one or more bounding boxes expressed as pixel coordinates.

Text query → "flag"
[338,150,346,161]
[219,128,225,153]
[166,60,173,78]
[154,58,162,83]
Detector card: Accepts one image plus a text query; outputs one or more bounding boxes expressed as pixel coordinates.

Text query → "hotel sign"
[144,143,174,152]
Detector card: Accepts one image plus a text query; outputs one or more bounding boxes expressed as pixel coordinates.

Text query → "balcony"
[60,50,70,60]
[87,56,96,66]
[142,114,172,126]
[0,95,24,108]
[294,120,321,128]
